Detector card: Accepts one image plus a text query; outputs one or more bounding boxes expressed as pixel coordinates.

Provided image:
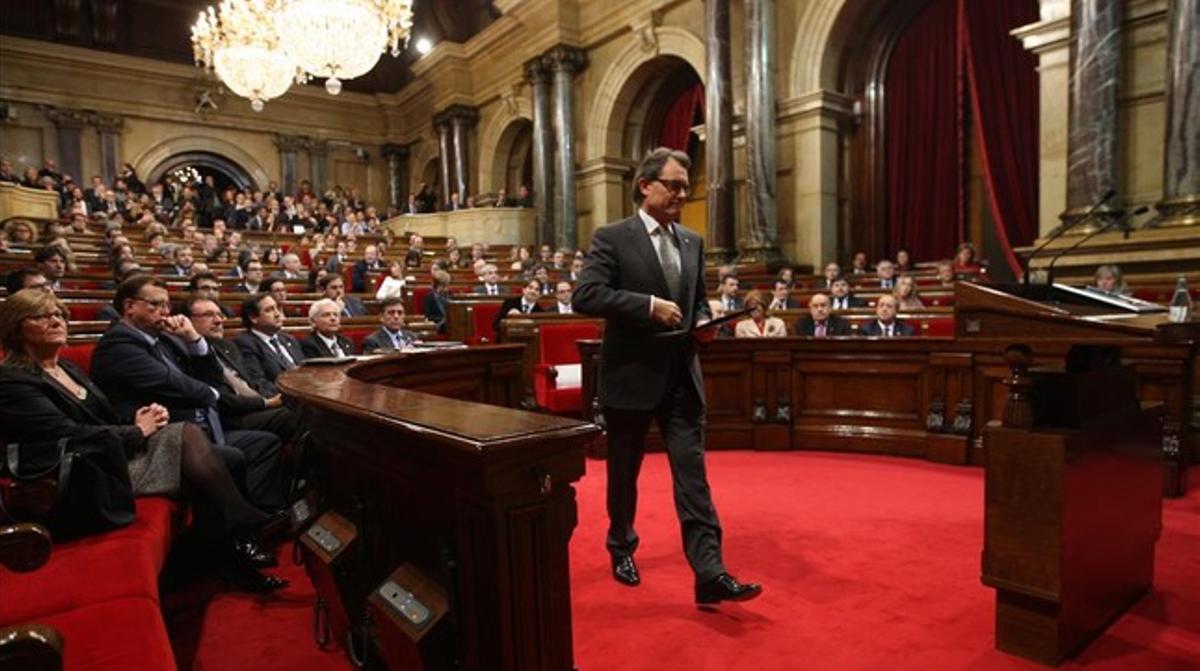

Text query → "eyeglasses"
[26,311,66,323]
[651,179,690,195]
[135,297,171,310]
[191,310,224,319]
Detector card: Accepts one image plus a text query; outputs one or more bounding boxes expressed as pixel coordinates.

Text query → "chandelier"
[191,0,301,112]
[274,0,414,95]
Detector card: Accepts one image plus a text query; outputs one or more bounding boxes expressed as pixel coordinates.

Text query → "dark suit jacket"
[493,297,544,333]
[208,337,271,417]
[234,331,306,397]
[0,361,146,456]
[423,291,449,333]
[859,319,915,337]
[351,259,384,293]
[572,215,709,411]
[299,331,356,358]
[473,284,503,296]
[90,322,222,423]
[795,315,854,337]
[341,295,367,317]
[830,295,867,310]
[361,327,419,353]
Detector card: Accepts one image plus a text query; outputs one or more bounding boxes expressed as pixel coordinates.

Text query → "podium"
[963,284,1187,665]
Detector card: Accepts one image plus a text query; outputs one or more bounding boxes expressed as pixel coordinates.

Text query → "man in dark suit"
[362,297,420,352]
[299,299,356,358]
[794,293,853,337]
[768,279,798,311]
[715,274,742,314]
[572,147,761,605]
[514,184,533,208]
[235,293,306,397]
[183,297,299,442]
[473,264,503,296]
[829,276,867,310]
[875,259,897,290]
[494,278,545,333]
[90,276,286,511]
[319,274,366,317]
[859,294,915,337]
[350,244,385,292]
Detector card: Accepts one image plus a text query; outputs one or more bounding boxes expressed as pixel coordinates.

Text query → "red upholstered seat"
[0,497,182,625]
[59,342,97,376]
[65,303,105,321]
[534,322,601,414]
[37,596,176,671]
[920,316,955,337]
[342,326,374,352]
[408,286,430,316]
[471,303,503,343]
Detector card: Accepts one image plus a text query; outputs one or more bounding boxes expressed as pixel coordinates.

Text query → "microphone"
[1023,188,1116,285]
[1044,205,1149,285]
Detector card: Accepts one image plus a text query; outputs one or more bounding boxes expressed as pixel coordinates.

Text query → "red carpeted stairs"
[170,452,1200,670]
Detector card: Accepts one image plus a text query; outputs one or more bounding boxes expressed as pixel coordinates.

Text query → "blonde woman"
[734,290,787,338]
[893,274,925,310]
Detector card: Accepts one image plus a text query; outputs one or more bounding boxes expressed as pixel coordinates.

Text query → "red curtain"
[961,0,1040,275]
[884,0,1038,270]
[658,83,705,151]
[884,0,962,262]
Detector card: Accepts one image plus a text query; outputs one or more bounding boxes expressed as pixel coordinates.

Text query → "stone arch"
[787,0,878,97]
[585,26,706,161]
[477,97,532,193]
[407,138,440,194]
[132,135,270,190]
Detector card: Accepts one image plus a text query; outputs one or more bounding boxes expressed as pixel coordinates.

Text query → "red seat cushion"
[0,497,182,624]
[471,303,503,343]
[341,327,374,352]
[921,317,955,337]
[533,322,601,413]
[59,342,97,377]
[36,596,176,671]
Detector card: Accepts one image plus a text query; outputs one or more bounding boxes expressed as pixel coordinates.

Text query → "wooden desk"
[278,346,599,670]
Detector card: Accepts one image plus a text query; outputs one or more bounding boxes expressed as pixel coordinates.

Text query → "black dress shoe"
[223,562,289,593]
[232,537,278,568]
[611,554,640,587]
[695,573,762,605]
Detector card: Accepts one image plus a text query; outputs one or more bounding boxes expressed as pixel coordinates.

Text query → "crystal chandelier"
[191,0,301,112]
[274,0,414,96]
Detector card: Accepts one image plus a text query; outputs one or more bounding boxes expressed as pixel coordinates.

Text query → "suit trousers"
[209,429,286,511]
[603,356,724,583]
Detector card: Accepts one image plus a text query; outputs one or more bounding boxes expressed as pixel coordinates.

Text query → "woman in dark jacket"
[0,288,286,591]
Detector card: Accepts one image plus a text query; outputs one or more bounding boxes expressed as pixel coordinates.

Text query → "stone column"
[41,106,88,183]
[547,45,587,250]
[308,140,328,194]
[1060,0,1123,232]
[1157,0,1200,226]
[274,134,305,195]
[705,0,736,263]
[92,113,124,186]
[434,116,454,206]
[381,143,410,208]
[741,0,785,266]
[447,105,478,201]
[525,56,555,245]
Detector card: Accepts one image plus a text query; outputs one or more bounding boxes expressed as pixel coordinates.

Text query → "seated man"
[235,293,306,397]
[233,258,265,294]
[794,293,852,337]
[716,274,742,313]
[362,296,420,352]
[424,269,452,333]
[299,298,356,359]
[4,268,48,296]
[875,259,896,290]
[320,273,366,317]
[183,297,298,442]
[91,276,286,510]
[35,245,67,291]
[859,294,914,337]
[404,234,425,269]
[495,278,545,333]
[829,276,867,310]
[169,245,195,277]
[272,252,305,281]
[553,281,574,313]
[768,279,797,310]
[821,262,841,289]
[189,272,235,317]
[350,244,385,292]
[473,263,503,296]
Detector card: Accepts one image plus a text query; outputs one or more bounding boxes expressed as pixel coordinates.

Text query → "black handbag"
[3,427,137,540]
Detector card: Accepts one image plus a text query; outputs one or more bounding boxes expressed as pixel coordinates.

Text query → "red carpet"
[171,452,1200,670]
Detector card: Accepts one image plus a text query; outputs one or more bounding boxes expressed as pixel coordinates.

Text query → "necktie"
[522,303,531,314]
[885,324,893,337]
[815,322,826,337]
[489,285,497,296]
[330,340,345,358]
[654,225,681,300]
[153,339,226,443]
[391,330,404,349]
[216,350,259,398]
[269,336,295,369]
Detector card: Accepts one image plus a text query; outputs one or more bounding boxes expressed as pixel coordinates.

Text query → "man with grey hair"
[272,252,304,280]
[473,263,502,296]
[299,298,356,358]
[573,147,762,605]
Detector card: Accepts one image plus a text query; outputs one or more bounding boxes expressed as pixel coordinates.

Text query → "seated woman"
[893,274,925,310]
[734,290,787,338]
[423,268,452,333]
[951,242,982,277]
[0,288,287,592]
[1092,264,1130,295]
[375,259,407,301]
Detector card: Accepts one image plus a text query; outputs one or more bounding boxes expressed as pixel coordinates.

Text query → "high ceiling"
[0,0,498,95]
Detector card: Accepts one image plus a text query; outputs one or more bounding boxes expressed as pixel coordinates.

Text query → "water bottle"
[1169,276,1193,323]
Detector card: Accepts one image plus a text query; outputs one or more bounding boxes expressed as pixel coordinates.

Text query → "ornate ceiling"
[0,0,498,95]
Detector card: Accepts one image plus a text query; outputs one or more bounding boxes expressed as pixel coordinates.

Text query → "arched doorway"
[489,118,533,195]
[419,158,441,197]
[147,151,256,192]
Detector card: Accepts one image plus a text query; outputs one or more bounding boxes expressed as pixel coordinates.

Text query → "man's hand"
[651,297,683,327]
[161,314,201,342]
[264,395,283,408]
[507,308,522,316]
